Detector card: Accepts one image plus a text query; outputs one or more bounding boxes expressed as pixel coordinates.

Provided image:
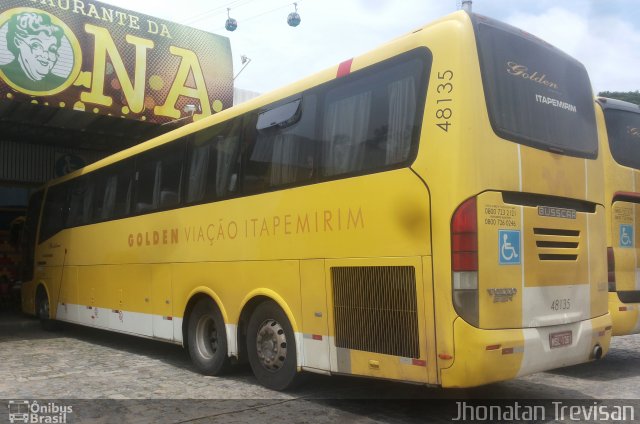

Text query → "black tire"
[246,300,300,391]
[187,299,230,375]
[36,286,58,331]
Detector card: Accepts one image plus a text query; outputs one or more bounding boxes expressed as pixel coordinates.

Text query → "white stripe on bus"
[56,303,313,369]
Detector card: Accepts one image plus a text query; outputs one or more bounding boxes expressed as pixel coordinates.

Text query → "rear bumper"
[440,313,612,388]
[608,292,640,336]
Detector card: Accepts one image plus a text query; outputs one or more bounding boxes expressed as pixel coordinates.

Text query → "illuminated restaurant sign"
[0,0,233,123]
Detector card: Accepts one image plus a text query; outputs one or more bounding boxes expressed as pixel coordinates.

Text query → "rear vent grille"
[533,228,580,261]
[332,266,419,358]
[539,254,578,261]
[533,228,580,237]
[536,241,579,249]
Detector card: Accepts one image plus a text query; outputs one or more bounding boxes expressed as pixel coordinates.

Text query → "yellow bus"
[22,11,611,390]
[596,97,640,336]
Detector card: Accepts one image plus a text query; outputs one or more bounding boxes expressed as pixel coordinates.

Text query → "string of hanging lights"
[225,8,238,31]
[287,3,301,27]
[224,1,302,31]
[182,0,254,25]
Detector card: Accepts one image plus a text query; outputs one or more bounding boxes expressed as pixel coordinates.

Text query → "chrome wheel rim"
[255,319,287,372]
[195,315,219,359]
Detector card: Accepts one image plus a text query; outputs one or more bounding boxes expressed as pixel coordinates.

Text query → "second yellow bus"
[596,97,640,336]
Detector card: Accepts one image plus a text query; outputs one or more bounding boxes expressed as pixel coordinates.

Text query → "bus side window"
[320,59,423,177]
[135,141,185,213]
[66,176,93,228]
[321,90,373,177]
[113,161,135,218]
[81,179,94,225]
[39,183,69,242]
[186,121,241,204]
[243,96,317,194]
[102,174,119,219]
[92,171,108,222]
[91,160,134,222]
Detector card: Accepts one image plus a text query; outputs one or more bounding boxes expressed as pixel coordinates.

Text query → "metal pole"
[233,55,252,81]
[462,0,472,12]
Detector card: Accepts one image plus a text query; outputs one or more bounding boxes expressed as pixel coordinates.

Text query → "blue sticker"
[499,229,521,265]
[620,224,634,248]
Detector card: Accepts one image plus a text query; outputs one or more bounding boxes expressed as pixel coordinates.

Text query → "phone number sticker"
[484,204,517,228]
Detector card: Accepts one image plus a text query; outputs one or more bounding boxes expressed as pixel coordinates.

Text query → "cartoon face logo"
[0,8,81,95]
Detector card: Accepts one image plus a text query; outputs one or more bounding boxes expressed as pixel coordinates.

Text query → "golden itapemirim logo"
[0,7,82,96]
[506,61,559,90]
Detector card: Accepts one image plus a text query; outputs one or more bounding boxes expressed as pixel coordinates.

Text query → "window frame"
[38,183,69,243]
[183,119,244,207]
[90,158,136,223]
[133,139,187,215]
[241,47,432,196]
[35,47,432,242]
[472,15,598,159]
[603,107,640,170]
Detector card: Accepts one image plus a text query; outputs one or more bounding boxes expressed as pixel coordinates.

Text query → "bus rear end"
[597,98,640,336]
[433,14,611,387]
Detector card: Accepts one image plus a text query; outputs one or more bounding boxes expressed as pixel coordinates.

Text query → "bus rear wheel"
[246,300,300,390]
[187,299,230,375]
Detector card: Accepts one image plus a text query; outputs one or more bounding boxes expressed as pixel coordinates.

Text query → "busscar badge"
[537,206,577,219]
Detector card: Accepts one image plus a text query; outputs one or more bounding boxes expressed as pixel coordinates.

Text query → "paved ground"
[1,312,639,422]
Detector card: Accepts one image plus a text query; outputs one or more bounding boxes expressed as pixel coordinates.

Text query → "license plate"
[549,331,572,349]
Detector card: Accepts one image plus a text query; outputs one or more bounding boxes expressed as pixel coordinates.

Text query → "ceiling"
[0,99,178,154]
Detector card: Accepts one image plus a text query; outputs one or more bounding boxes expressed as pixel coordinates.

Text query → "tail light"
[452,197,479,326]
[607,247,616,292]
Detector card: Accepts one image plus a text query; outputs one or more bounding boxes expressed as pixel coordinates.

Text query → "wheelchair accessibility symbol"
[620,224,634,248]
[499,229,521,265]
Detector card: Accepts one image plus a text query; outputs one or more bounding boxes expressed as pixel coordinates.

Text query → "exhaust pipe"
[592,344,603,360]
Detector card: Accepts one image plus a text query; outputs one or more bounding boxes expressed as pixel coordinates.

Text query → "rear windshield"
[604,109,640,170]
[473,15,598,158]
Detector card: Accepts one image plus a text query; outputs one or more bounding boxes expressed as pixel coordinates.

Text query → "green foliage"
[598,90,640,106]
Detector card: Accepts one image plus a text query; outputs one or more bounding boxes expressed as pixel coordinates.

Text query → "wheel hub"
[195,315,219,359]
[256,319,287,371]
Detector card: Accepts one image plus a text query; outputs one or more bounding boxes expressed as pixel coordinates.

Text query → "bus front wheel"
[35,286,58,331]
[187,299,230,375]
[246,300,300,390]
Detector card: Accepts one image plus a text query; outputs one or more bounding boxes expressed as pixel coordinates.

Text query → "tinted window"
[93,160,135,221]
[112,161,135,218]
[241,48,429,193]
[35,49,430,228]
[135,142,185,213]
[186,122,241,203]
[320,53,428,177]
[92,171,109,221]
[39,183,68,242]
[66,176,93,228]
[604,109,640,170]
[256,99,301,130]
[244,97,318,193]
[474,16,598,158]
